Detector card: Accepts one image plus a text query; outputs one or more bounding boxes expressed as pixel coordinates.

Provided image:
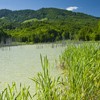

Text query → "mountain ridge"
[0,7,99,23]
[0,7,100,43]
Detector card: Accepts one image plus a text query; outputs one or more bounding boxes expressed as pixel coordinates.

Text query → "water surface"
[0,44,66,92]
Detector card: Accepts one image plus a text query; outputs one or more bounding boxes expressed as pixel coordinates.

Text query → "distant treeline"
[0,8,100,44]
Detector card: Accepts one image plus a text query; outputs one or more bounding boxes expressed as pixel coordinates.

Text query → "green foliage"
[31,55,63,100]
[0,82,32,100]
[0,28,10,43]
[0,8,100,44]
[60,42,100,99]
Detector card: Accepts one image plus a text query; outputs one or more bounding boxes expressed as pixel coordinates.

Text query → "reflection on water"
[0,44,66,92]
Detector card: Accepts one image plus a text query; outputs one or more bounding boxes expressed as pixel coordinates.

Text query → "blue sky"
[0,0,100,17]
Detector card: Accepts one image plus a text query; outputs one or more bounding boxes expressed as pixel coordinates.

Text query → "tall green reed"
[31,55,67,100]
[60,43,100,100]
[0,82,32,100]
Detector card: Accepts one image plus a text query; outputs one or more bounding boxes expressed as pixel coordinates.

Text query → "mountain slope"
[0,8,99,23]
[0,8,100,43]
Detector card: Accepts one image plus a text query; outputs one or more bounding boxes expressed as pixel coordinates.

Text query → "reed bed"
[60,42,100,100]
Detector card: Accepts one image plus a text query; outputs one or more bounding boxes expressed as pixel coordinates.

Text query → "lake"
[0,43,66,93]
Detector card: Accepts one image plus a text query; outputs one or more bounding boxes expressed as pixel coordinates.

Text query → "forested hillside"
[0,8,100,43]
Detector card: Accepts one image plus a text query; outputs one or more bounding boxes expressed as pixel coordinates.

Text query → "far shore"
[0,40,99,48]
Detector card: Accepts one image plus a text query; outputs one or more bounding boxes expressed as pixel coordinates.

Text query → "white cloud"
[66,6,78,11]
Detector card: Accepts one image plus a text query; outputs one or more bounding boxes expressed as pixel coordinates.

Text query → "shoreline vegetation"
[0,40,100,48]
[0,42,100,100]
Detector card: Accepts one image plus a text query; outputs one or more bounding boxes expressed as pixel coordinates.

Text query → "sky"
[0,0,100,17]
